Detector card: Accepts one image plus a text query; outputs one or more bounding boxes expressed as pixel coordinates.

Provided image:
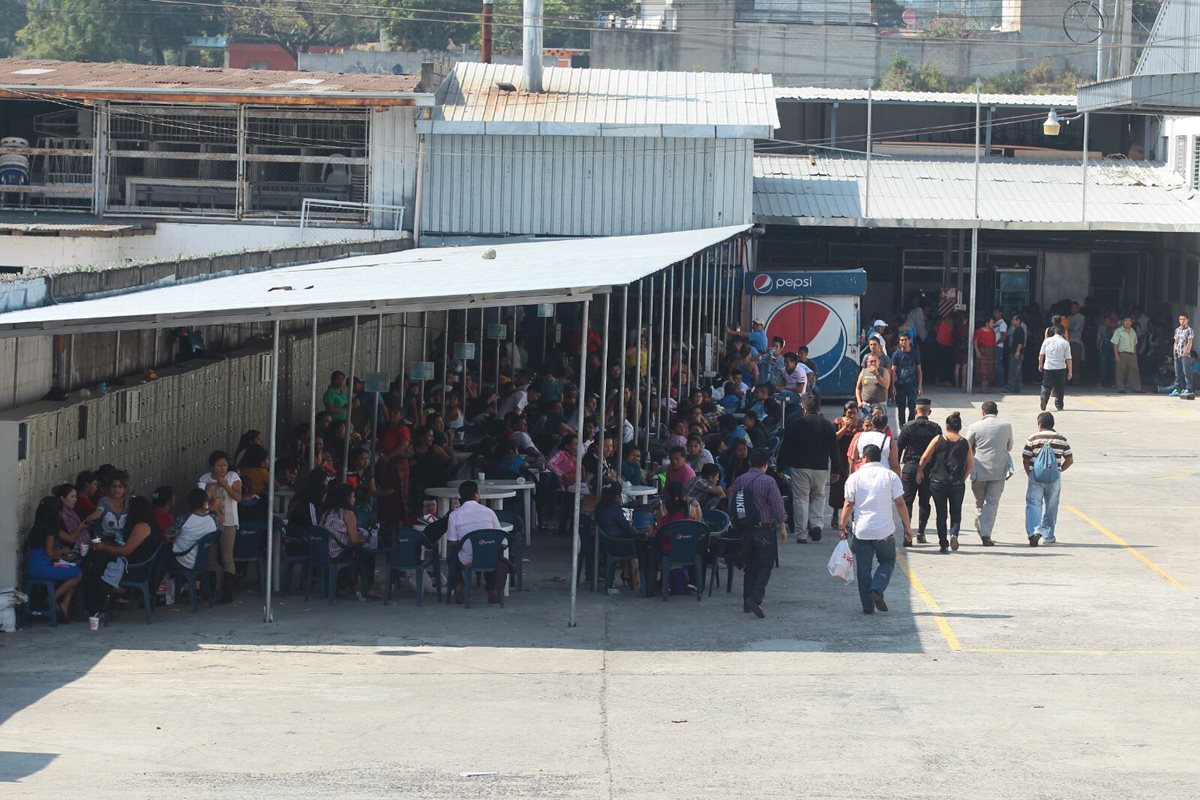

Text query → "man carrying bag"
[730,448,788,619]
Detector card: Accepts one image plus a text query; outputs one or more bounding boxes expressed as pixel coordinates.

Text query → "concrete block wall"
[0,311,437,588]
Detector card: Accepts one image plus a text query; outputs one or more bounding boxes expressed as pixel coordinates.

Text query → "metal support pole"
[865,85,873,218]
[264,319,280,623]
[645,275,656,449]
[420,311,428,426]
[1082,112,1091,222]
[635,278,645,462]
[462,311,470,420]
[371,314,384,467]
[400,311,408,394]
[342,315,359,481]
[676,262,685,417]
[616,286,629,469]
[478,307,485,398]
[442,311,450,419]
[973,78,982,219]
[568,297,591,628]
[657,270,668,445]
[967,227,979,394]
[308,318,318,471]
[594,292,610,591]
[113,330,120,381]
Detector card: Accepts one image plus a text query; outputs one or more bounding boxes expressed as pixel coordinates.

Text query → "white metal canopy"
[0,226,748,337]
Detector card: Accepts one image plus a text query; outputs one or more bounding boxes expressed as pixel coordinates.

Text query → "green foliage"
[384,0,479,52]
[879,53,915,91]
[227,0,378,57]
[924,12,969,39]
[975,62,1087,95]
[873,0,905,28]
[17,0,216,64]
[0,0,27,57]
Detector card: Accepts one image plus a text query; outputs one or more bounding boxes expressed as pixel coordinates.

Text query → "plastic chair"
[574,515,596,585]
[22,577,62,627]
[105,543,164,624]
[233,519,269,594]
[595,520,639,594]
[494,509,526,591]
[657,520,709,602]
[279,521,311,594]
[165,532,219,612]
[303,526,357,605]
[701,509,732,595]
[460,529,508,609]
[383,528,441,607]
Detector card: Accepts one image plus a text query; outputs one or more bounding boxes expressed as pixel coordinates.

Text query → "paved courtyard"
[2,388,1199,799]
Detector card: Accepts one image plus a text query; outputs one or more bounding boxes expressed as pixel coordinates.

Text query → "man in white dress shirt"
[447,481,508,604]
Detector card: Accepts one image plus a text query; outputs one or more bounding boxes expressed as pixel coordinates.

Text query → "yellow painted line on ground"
[964,648,1200,655]
[896,551,961,652]
[1079,396,1115,412]
[1066,506,1188,591]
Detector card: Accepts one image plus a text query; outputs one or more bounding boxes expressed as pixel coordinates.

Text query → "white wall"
[2,222,406,272]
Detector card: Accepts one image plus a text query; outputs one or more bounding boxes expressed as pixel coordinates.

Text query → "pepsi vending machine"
[745,270,867,398]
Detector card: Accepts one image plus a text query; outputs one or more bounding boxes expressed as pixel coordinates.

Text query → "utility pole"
[482,0,493,64]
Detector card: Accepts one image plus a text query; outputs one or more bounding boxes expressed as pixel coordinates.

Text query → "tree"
[224,0,377,59]
[384,0,479,52]
[873,0,905,28]
[17,0,215,64]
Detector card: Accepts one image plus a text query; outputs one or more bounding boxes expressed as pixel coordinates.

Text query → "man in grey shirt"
[966,400,1013,546]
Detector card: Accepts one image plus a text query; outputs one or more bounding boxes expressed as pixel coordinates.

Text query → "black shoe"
[981,537,995,547]
[809,526,822,542]
[939,544,949,553]
[916,533,928,544]
[1028,534,1041,547]
[869,590,888,612]
[862,607,875,615]
[744,600,764,618]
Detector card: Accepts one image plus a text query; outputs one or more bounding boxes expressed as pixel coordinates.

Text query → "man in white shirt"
[778,352,808,401]
[840,444,913,615]
[498,370,533,418]
[170,489,219,571]
[1038,324,1073,412]
[991,307,1008,386]
[446,481,508,604]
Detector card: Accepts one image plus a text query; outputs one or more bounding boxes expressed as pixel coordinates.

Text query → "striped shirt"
[728,469,787,527]
[1022,431,1072,468]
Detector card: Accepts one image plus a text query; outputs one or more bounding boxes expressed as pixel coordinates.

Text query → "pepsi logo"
[752,274,773,293]
[764,299,850,381]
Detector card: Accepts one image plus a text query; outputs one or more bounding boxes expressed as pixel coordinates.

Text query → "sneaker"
[1169,388,1180,397]
[1041,535,1057,544]
[1028,534,1042,547]
[950,534,959,552]
[1184,392,1196,400]
[795,534,809,544]
[939,543,949,553]
[980,537,995,547]
[916,533,928,544]
[869,590,888,612]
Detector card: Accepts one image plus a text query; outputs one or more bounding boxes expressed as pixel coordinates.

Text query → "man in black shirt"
[1006,312,1027,394]
[777,393,840,542]
[895,397,940,544]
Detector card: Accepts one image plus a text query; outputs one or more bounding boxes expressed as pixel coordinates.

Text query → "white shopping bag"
[827,540,855,584]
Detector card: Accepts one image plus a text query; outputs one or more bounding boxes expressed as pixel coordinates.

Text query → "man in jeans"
[840,444,913,615]
[1022,412,1073,546]
[778,393,839,543]
[729,448,788,618]
[890,332,922,425]
[1172,313,1195,400]
[1007,312,1026,393]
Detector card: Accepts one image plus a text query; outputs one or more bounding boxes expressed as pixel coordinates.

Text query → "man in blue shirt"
[890,333,923,425]
[748,319,769,355]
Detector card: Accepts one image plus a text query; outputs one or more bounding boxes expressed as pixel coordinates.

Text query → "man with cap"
[748,318,768,356]
[895,397,940,544]
[870,320,890,355]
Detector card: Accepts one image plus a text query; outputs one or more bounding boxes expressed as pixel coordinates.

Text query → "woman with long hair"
[918,412,974,553]
[26,496,82,621]
[84,495,162,616]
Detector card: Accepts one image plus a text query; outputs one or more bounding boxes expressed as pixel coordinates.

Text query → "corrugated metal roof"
[420,63,779,138]
[1136,0,1200,75]
[0,225,749,336]
[0,58,430,105]
[1077,71,1200,114]
[753,154,1200,232]
[775,86,1075,108]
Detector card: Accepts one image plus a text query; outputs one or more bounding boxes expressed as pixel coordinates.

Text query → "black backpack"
[731,477,762,531]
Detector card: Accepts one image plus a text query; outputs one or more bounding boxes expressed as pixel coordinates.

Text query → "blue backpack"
[1031,442,1060,485]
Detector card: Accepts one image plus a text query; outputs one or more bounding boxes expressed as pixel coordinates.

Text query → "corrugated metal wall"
[421,135,753,237]
[0,312,439,586]
[369,107,420,230]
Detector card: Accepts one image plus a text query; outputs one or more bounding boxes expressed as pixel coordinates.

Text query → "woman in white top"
[198,449,242,603]
[852,414,902,476]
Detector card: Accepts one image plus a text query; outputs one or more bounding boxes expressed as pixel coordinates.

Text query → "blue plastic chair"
[166,532,219,612]
[459,529,508,609]
[657,520,709,602]
[383,528,441,607]
[304,526,357,605]
[233,519,270,594]
[595,520,639,594]
[494,509,526,591]
[22,577,65,628]
[279,521,311,594]
[701,510,740,597]
[105,543,164,624]
[574,515,596,585]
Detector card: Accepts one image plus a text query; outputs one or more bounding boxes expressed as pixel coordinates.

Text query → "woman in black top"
[83,495,163,615]
[917,412,974,553]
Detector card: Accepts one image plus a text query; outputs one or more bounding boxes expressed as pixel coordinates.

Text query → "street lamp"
[1044,109,1062,137]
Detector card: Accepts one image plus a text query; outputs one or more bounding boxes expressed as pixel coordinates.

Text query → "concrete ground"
[2,387,1199,799]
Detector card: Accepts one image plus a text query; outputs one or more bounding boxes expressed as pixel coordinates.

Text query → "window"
[1175,135,1186,178]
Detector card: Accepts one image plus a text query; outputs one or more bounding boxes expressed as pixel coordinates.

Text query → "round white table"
[623,485,658,503]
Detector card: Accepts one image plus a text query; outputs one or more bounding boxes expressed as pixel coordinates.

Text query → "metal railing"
[298,198,406,238]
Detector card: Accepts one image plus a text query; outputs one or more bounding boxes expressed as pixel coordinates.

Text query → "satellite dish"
[902,8,917,28]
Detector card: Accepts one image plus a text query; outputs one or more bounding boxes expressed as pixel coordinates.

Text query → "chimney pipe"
[523,0,543,92]
[482,0,493,64]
